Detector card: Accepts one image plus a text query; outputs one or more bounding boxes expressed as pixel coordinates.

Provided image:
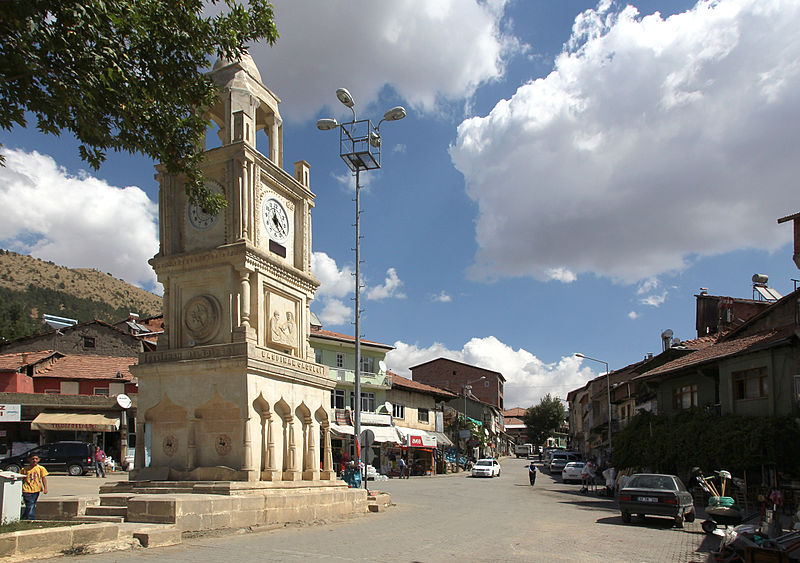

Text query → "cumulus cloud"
[311,251,354,327]
[366,267,406,300]
[628,311,640,319]
[386,336,595,408]
[450,0,800,284]
[0,149,159,290]
[431,290,452,303]
[250,0,522,120]
[640,291,668,307]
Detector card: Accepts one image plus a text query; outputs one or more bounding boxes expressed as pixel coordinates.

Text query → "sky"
[2,0,800,409]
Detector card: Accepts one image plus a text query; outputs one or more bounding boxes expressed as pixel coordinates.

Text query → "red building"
[410,358,506,410]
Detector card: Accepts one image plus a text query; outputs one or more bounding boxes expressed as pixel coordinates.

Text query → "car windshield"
[565,462,585,469]
[475,460,492,467]
[627,475,676,490]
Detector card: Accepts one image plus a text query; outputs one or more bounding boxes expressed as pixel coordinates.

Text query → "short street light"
[576,353,613,459]
[317,89,405,487]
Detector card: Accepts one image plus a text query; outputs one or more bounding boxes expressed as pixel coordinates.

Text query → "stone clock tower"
[131,54,336,483]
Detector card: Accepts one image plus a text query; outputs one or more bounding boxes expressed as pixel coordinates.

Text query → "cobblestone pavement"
[45,457,720,562]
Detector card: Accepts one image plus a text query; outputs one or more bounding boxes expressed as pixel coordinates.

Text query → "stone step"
[100,493,135,507]
[77,514,126,524]
[86,505,128,519]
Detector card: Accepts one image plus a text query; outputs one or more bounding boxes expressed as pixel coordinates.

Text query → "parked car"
[618,473,696,528]
[545,451,582,474]
[561,461,586,484]
[0,441,94,476]
[471,458,501,478]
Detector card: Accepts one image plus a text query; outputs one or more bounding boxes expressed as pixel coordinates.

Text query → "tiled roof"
[309,328,393,350]
[390,372,458,398]
[503,407,527,417]
[504,417,525,426]
[637,327,795,379]
[33,354,137,382]
[0,350,59,371]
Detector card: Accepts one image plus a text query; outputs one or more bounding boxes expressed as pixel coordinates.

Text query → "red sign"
[409,435,423,447]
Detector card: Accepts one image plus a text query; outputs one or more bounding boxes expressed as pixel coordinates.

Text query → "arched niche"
[145,395,189,470]
[194,391,242,469]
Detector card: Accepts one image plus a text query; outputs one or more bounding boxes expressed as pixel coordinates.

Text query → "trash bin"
[0,470,26,523]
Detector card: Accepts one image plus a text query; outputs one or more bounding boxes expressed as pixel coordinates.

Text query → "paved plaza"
[43,457,719,562]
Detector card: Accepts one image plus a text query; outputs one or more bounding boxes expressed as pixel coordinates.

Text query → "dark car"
[618,473,696,527]
[545,451,582,474]
[0,441,94,476]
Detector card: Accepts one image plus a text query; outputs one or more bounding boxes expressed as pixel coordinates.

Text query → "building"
[0,319,152,357]
[410,358,506,410]
[503,407,528,446]
[0,350,136,464]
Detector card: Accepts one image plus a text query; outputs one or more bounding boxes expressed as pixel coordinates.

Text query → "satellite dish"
[384,401,392,412]
[378,360,387,372]
[116,394,132,409]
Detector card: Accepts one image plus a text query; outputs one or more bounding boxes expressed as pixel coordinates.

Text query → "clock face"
[187,181,222,230]
[262,197,290,243]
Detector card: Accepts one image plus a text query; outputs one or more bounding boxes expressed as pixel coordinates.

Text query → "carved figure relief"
[269,308,297,349]
[215,434,232,456]
[184,295,220,343]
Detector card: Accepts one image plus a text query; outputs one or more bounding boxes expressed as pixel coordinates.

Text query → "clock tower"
[131,54,336,483]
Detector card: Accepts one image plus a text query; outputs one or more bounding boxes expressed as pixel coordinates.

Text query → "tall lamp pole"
[317,90,405,487]
[456,376,485,472]
[576,354,612,459]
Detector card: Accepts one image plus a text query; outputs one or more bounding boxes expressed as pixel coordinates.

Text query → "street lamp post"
[576,354,612,460]
[456,376,485,471]
[317,90,405,487]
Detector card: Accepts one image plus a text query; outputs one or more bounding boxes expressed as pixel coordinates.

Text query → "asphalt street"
[43,457,719,562]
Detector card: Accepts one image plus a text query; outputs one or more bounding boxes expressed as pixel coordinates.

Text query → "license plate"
[637,496,658,503]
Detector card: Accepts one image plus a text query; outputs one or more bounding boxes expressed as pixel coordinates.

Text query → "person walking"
[20,454,48,520]
[93,445,106,478]
[528,463,537,486]
[398,455,408,478]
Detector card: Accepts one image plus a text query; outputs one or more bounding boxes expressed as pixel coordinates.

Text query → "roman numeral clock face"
[262,197,290,243]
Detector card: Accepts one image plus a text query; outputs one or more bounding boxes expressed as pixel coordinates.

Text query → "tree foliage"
[524,394,566,446]
[0,0,278,213]
[613,409,800,480]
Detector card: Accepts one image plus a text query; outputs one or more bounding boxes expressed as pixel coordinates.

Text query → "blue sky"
[2,0,799,408]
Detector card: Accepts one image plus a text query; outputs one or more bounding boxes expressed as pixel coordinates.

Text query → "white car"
[471,458,501,478]
[561,461,586,484]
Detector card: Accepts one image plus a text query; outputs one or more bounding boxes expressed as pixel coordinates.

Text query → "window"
[360,356,374,374]
[672,384,698,409]
[393,403,405,419]
[83,336,96,348]
[734,367,768,400]
[331,389,345,409]
[418,408,429,423]
[336,353,344,368]
[350,391,375,412]
[315,349,323,364]
[94,387,109,396]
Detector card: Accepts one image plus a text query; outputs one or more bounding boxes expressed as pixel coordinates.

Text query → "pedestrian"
[93,445,106,478]
[20,454,48,520]
[398,455,408,478]
[602,465,616,497]
[528,463,537,486]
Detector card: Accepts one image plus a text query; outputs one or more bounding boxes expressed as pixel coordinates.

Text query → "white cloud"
[392,144,407,154]
[0,149,159,291]
[311,251,354,327]
[366,267,406,300]
[386,336,595,408]
[432,290,452,303]
[628,311,639,319]
[637,278,659,295]
[450,0,800,284]
[640,291,667,307]
[546,267,577,283]
[251,0,522,120]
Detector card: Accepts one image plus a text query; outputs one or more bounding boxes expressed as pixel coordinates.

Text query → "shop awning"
[330,423,401,444]
[31,413,120,432]
[330,423,354,436]
[429,431,453,447]
[395,425,437,447]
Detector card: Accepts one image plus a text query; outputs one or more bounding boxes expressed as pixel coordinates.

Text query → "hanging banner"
[0,404,21,422]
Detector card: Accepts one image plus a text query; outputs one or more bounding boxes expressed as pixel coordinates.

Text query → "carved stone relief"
[183,294,221,343]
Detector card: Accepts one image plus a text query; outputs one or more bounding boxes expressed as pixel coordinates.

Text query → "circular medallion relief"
[163,435,178,457]
[183,295,220,343]
[215,434,232,457]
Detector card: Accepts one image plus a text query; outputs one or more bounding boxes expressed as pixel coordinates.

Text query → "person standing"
[20,454,48,520]
[398,455,408,478]
[93,445,106,478]
[528,463,537,486]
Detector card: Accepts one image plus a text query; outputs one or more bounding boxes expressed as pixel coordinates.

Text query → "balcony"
[328,368,390,387]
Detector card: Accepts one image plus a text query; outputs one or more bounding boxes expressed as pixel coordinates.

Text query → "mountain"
[0,249,162,340]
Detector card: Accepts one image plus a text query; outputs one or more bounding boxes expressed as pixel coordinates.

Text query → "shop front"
[394,426,437,477]
[329,410,401,477]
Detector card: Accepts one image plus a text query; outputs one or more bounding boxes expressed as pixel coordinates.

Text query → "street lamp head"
[336,88,355,108]
[369,130,381,148]
[316,118,338,131]
[383,106,406,121]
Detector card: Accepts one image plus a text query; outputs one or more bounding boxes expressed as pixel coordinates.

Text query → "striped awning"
[31,413,120,432]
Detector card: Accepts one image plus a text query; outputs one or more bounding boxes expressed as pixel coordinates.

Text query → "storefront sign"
[0,404,21,422]
[360,412,391,426]
[409,434,436,448]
